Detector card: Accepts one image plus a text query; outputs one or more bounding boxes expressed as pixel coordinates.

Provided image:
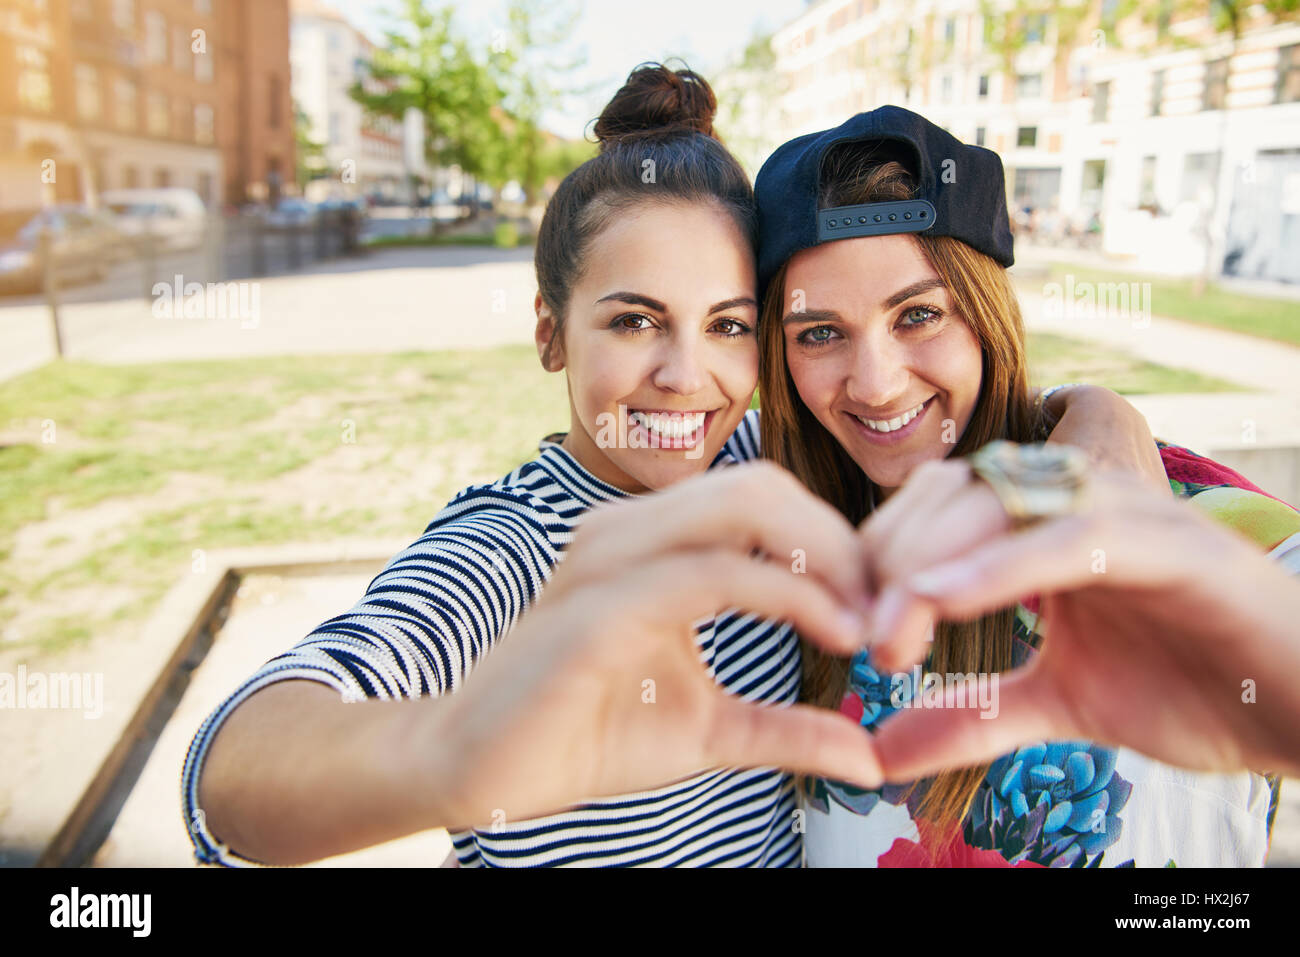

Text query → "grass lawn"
[1027,332,1242,394]
[1045,264,1300,347]
[0,334,1232,660]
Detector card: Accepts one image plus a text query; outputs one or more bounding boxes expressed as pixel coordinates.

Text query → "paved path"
[0,245,540,381]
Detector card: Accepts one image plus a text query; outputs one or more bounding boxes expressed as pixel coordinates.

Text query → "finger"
[867,586,936,672]
[871,668,1073,782]
[706,696,883,789]
[900,511,1192,621]
[619,549,872,656]
[566,462,873,611]
[858,459,972,590]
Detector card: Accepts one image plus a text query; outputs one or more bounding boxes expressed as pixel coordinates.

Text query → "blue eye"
[795,325,839,347]
[900,305,943,328]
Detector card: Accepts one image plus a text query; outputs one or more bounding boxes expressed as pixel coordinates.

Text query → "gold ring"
[968,440,1089,527]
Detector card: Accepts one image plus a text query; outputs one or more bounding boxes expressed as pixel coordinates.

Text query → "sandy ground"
[92,569,453,868]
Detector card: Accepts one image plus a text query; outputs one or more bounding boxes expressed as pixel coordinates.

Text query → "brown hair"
[758,142,1043,842]
[534,62,755,364]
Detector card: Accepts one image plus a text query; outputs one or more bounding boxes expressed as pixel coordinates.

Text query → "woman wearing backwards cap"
[753,105,1300,867]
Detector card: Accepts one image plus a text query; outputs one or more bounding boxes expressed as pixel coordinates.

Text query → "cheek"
[924,325,984,415]
[785,349,838,416]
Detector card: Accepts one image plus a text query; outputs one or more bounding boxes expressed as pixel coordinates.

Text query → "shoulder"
[715,408,762,466]
[1158,442,1300,555]
[426,456,581,546]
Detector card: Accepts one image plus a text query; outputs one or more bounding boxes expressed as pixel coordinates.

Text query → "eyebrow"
[595,292,758,314]
[781,278,947,326]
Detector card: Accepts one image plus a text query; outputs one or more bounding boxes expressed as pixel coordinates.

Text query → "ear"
[534,291,565,372]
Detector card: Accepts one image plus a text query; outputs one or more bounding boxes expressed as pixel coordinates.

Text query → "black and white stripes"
[181,410,802,867]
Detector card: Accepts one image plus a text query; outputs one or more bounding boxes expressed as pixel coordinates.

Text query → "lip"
[844,397,934,446]
[625,407,719,451]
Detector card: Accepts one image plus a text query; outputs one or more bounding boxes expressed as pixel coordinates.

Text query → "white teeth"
[856,400,927,433]
[629,411,707,438]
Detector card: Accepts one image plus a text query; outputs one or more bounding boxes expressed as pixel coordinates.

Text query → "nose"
[844,332,911,411]
[650,329,707,396]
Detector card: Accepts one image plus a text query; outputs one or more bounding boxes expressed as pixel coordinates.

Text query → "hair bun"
[592,62,719,150]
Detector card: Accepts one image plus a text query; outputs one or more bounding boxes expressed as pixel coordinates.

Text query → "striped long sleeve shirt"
[181,410,804,867]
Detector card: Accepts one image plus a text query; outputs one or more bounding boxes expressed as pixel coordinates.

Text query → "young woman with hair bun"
[183,65,1159,868]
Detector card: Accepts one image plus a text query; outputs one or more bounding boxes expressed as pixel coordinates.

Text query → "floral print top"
[802,443,1299,868]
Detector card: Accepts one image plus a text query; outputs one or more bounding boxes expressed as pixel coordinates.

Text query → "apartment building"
[771,0,1300,280]
[216,0,296,205]
[289,0,414,203]
[0,0,294,212]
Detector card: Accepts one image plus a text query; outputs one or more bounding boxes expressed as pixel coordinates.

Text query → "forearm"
[1202,553,1300,778]
[1042,384,1167,491]
[197,680,460,865]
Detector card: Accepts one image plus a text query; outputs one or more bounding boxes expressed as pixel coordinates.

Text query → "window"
[941,74,953,103]
[1181,152,1220,204]
[1025,13,1047,44]
[173,26,192,72]
[1203,58,1228,111]
[1016,73,1042,99]
[1017,126,1038,148]
[1092,81,1110,123]
[975,126,986,147]
[1278,45,1300,104]
[194,0,212,14]
[75,64,101,120]
[115,77,137,129]
[147,91,169,136]
[146,11,167,62]
[17,46,53,113]
[123,165,139,188]
[113,0,134,30]
[329,111,341,142]
[944,18,955,46]
[197,171,213,205]
[269,75,282,129]
[194,104,214,145]
[978,74,990,98]
[1151,70,1164,116]
[1139,156,1157,208]
[196,48,213,83]
[154,168,171,188]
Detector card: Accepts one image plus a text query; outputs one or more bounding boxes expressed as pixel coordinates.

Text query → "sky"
[339,0,808,138]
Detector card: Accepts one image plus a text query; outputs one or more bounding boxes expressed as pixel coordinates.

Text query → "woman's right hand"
[421,461,884,830]
[859,461,1300,781]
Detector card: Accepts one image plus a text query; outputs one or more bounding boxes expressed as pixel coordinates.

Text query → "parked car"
[0,206,115,294]
[100,187,208,252]
[263,198,319,231]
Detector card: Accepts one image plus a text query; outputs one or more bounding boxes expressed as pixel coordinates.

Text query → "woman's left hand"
[858,458,1300,780]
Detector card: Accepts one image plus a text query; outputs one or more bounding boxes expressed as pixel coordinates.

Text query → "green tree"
[349,0,507,213]
[294,101,327,189]
[486,0,587,206]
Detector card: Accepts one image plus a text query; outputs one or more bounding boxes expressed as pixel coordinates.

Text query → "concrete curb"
[36,540,408,867]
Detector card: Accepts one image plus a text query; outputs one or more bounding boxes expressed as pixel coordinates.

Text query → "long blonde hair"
[759,148,1043,839]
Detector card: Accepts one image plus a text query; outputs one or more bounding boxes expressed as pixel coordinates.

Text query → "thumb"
[870,667,1073,782]
[705,697,883,790]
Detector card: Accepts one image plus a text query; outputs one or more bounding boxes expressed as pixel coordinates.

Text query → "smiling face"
[781,233,984,493]
[535,200,758,493]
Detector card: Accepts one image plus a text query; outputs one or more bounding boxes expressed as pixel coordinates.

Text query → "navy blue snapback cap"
[755,105,1014,295]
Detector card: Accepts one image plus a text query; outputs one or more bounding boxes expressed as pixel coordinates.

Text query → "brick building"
[0,0,294,212]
